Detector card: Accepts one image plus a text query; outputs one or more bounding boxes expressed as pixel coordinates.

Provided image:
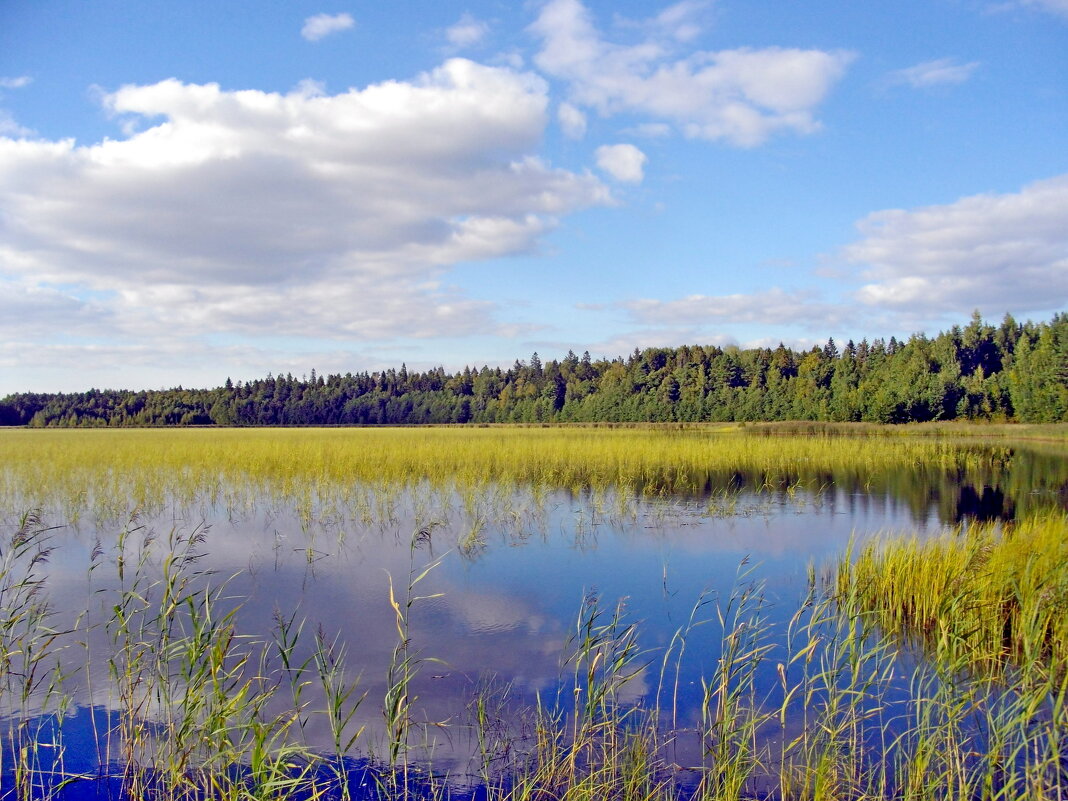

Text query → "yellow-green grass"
[2,426,1067,798]
[839,512,1068,678]
[743,420,1068,441]
[0,426,1021,521]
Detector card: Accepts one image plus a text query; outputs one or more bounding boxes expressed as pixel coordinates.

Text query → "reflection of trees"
[662,444,1068,525]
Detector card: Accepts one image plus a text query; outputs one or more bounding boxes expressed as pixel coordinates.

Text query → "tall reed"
[840,512,1068,677]
[1,427,1047,526]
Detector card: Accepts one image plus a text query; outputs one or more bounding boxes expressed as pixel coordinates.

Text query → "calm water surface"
[3,440,1067,795]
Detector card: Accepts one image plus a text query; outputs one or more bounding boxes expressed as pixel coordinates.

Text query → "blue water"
[2,448,1065,798]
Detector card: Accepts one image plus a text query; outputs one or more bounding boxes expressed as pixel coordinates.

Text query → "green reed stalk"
[381,528,447,798]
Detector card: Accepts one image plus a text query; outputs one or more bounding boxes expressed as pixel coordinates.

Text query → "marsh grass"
[1,426,1067,799]
[0,427,1036,527]
[0,511,80,799]
[742,420,1068,441]
[1,509,1067,799]
[835,512,1068,798]
[840,512,1068,678]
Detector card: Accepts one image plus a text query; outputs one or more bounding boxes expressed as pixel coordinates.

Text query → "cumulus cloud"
[301,12,355,41]
[890,58,980,88]
[0,61,610,362]
[844,174,1068,314]
[557,101,587,138]
[530,0,853,147]
[446,13,490,48]
[595,143,646,182]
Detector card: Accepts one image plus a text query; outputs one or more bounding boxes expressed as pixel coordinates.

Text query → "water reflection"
[0,488,941,777]
[2,440,1067,796]
[665,440,1068,524]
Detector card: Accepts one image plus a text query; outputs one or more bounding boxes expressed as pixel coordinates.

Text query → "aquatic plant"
[0,426,1066,799]
[3,426,1063,528]
[840,512,1068,677]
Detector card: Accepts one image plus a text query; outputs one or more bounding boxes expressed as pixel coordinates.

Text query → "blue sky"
[1,0,1065,393]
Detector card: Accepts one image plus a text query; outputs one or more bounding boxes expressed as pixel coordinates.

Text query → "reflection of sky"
[12,486,944,780]
[447,488,933,632]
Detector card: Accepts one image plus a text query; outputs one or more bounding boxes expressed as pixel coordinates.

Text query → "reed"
[839,512,1068,677]
[101,518,325,800]
[0,425,1067,799]
[501,592,673,801]
[1,508,1067,799]
[835,511,1068,799]
[0,426,1039,525]
[0,511,76,799]
[380,529,448,798]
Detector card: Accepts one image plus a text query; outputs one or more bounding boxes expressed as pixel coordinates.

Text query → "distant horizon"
[1,307,1053,401]
[0,313,973,397]
[2,1,1065,395]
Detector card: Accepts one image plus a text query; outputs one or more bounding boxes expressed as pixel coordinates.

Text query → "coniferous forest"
[3,312,1066,427]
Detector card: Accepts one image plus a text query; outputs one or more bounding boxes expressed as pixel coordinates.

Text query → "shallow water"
[2,439,1067,797]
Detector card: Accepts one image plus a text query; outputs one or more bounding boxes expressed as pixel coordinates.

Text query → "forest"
[2,311,1066,427]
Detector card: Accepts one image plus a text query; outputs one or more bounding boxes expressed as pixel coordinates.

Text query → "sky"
[0,0,1066,394]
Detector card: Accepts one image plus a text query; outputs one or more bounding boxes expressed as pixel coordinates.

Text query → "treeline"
[2,312,1066,427]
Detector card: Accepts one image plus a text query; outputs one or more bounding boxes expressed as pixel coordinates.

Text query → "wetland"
[0,425,1066,799]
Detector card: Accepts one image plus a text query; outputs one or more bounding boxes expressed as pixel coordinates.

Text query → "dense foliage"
[3,311,1066,427]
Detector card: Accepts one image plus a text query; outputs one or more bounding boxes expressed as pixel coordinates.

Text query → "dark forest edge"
[3,311,1066,427]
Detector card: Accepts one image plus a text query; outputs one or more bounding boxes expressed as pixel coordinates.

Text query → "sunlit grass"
[0,426,1023,523]
[839,512,1068,679]
[1,427,1067,798]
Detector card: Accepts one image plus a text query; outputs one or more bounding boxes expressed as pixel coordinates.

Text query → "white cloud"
[0,77,34,138]
[494,51,526,70]
[649,0,709,43]
[301,12,355,42]
[446,13,490,48]
[0,110,33,137]
[1020,0,1068,18]
[622,287,846,328]
[612,176,1068,342]
[530,0,853,147]
[614,0,710,43]
[0,282,114,339]
[844,174,1068,315]
[597,328,712,356]
[890,58,980,88]
[0,339,385,394]
[0,76,32,90]
[595,143,646,182]
[0,61,611,361]
[558,101,587,138]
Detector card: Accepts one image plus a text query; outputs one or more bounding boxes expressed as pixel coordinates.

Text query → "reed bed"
[743,420,1068,441]
[839,512,1068,679]
[0,428,1066,799]
[0,426,1024,524]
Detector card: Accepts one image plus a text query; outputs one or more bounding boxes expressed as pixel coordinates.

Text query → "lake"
[1,428,1066,799]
